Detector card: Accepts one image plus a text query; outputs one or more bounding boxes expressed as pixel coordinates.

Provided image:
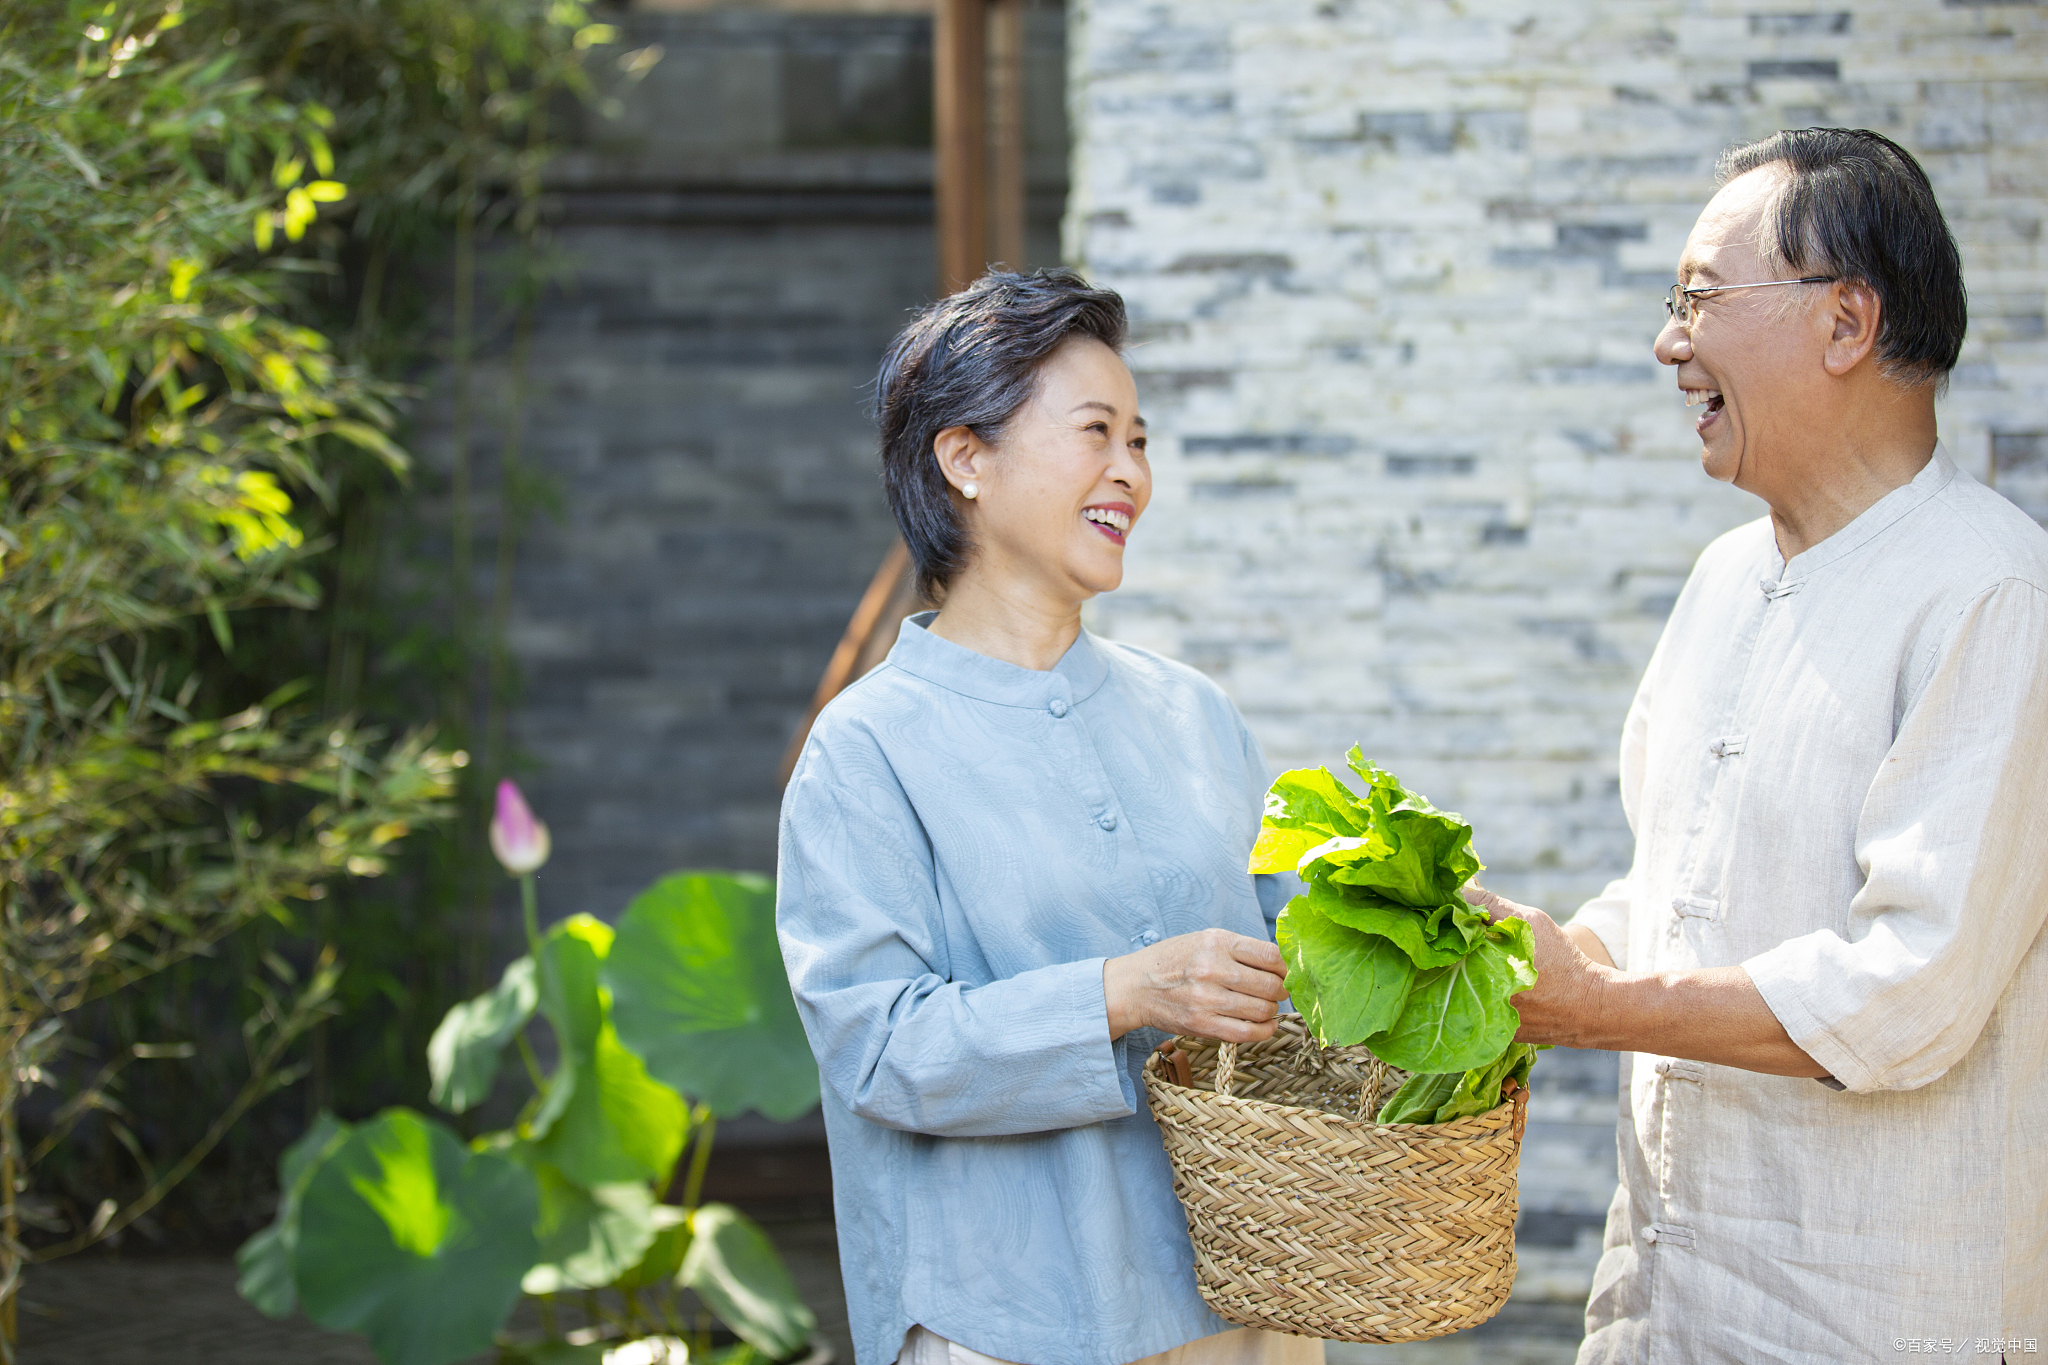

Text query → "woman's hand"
[1102,929,1288,1042]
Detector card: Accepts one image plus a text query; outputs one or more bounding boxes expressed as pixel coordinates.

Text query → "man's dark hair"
[876,268,1128,599]
[1716,128,1966,389]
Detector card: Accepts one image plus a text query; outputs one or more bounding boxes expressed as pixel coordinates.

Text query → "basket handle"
[1214,1041,1237,1098]
[1504,1076,1530,1140]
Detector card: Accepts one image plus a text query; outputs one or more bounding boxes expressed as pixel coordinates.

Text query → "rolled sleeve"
[1744,580,2048,1093]
[1566,668,1652,967]
[1567,877,1634,969]
[777,728,1135,1138]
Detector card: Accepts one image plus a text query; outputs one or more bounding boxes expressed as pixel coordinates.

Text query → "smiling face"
[1653,167,1837,492]
[937,334,1150,606]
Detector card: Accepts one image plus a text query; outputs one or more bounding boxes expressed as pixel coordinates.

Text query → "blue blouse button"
[1097,812,1117,831]
[1048,699,1069,718]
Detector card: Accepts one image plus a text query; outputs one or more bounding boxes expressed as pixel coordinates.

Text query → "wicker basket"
[1143,1015,1528,1344]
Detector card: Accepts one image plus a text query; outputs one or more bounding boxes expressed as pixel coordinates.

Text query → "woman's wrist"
[1102,952,1146,1041]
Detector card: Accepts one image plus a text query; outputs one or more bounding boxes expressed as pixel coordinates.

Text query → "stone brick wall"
[1066,0,2048,924]
[408,7,1068,930]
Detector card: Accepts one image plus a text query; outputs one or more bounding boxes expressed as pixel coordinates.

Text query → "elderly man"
[1482,128,2048,1361]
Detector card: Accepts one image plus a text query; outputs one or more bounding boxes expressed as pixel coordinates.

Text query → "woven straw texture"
[1144,1016,1525,1344]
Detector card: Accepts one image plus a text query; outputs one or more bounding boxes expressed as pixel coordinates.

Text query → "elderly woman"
[777,270,1319,1365]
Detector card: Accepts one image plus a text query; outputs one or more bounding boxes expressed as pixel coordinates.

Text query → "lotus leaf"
[236,1111,348,1318]
[520,1161,660,1295]
[679,1203,816,1359]
[606,872,820,1121]
[427,954,538,1113]
[530,916,689,1187]
[294,1109,538,1365]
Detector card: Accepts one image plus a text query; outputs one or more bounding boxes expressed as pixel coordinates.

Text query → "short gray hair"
[1717,128,1967,389]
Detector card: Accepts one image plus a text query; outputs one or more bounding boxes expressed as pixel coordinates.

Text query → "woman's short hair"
[1716,128,1966,389]
[876,268,1128,599]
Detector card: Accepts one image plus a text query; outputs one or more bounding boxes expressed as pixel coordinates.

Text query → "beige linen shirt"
[1569,448,2048,1363]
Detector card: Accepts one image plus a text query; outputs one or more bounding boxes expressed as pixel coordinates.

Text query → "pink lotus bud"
[489,779,551,875]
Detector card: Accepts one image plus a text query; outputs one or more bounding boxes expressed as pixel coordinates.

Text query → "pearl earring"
[961,481,979,500]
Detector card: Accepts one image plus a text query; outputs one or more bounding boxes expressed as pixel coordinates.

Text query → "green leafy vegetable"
[1380,1043,1541,1125]
[1371,917,1537,1074]
[1277,898,1415,1043]
[1374,1069,1464,1125]
[1253,747,1540,1123]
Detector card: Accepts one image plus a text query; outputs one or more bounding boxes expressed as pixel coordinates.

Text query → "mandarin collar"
[885,611,1111,710]
[1775,442,1957,584]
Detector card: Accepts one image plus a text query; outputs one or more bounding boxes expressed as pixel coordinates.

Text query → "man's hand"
[1103,928,1287,1043]
[1464,885,1613,1049]
[1467,884,1830,1078]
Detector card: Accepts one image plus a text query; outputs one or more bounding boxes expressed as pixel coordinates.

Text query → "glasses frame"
[1664,276,1836,325]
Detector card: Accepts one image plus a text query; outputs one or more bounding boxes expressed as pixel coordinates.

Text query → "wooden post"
[934,0,988,293]
[777,541,921,786]
[781,0,1010,788]
[986,0,1028,272]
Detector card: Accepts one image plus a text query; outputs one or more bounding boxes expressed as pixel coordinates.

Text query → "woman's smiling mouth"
[1083,503,1133,543]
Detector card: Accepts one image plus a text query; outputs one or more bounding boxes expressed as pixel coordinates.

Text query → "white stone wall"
[1067,0,2048,918]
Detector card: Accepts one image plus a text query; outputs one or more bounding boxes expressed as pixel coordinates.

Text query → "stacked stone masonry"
[1067,0,2048,920]
[1066,10,2043,1327]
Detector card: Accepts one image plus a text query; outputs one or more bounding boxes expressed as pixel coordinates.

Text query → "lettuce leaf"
[1247,766,1387,874]
[1369,916,1537,1074]
[1311,884,1487,969]
[1378,1041,1541,1125]
[1374,1069,1464,1125]
[1254,750,1541,1110]
[1276,896,1416,1045]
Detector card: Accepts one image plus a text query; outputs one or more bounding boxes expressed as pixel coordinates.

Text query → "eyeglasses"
[1664,276,1835,326]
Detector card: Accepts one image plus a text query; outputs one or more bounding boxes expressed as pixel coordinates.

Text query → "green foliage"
[679,1203,815,1360]
[247,867,822,1365]
[426,955,537,1113]
[527,915,688,1188]
[2,0,654,1276]
[1378,1043,1540,1126]
[1252,750,1539,1108]
[607,873,822,1123]
[235,1109,348,1317]
[0,5,471,1332]
[520,1165,660,1296]
[293,1109,539,1365]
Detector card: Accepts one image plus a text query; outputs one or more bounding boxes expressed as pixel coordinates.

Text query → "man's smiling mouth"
[1684,387,1726,436]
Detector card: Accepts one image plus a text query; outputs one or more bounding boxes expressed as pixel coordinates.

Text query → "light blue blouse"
[775,613,1293,1365]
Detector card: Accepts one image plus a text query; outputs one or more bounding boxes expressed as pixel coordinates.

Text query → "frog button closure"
[1048,699,1069,718]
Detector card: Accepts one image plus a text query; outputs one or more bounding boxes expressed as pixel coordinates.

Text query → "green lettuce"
[1252,747,1539,1121]
[1379,1043,1540,1125]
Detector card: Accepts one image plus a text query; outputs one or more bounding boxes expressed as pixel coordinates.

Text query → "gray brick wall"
[407,8,1068,929]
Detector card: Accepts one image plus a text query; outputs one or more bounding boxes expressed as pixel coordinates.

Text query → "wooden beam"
[634,1,934,12]
[986,0,1027,271]
[934,0,988,293]
[781,0,1005,788]
[778,540,921,785]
